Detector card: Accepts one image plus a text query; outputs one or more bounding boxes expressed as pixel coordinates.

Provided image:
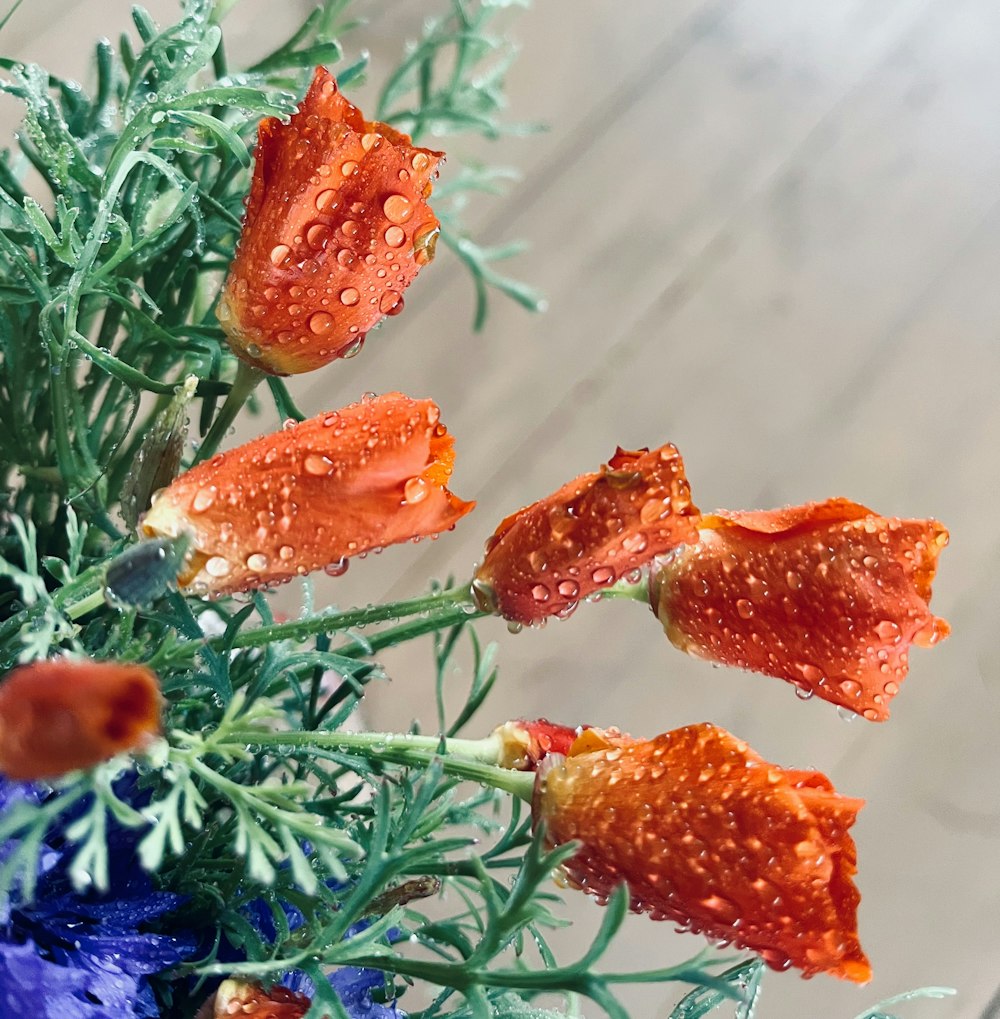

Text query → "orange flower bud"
[198,980,308,1019]
[142,392,474,595]
[491,718,587,769]
[533,723,870,982]
[217,67,444,375]
[650,499,949,720]
[0,660,162,780]
[474,445,700,624]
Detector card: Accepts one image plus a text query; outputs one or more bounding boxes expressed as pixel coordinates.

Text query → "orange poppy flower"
[197,980,308,1019]
[474,445,700,624]
[217,67,444,376]
[533,722,870,982]
[0,660,161,780]
[141,392,474,595]
[649,499,949,720]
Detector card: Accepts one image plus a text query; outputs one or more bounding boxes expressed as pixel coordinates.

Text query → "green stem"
[601,573,651,603]
[193,359,264,463]
[221,727,534,800]
[214,585,478,654]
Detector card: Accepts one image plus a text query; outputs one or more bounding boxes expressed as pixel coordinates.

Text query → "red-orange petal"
[491,718,589,770]
[141,392,474,595]
[0,660,162,780]
[649,498,949,720]
[475,444,700,624]
[217,67,444,375]
[533,723,870,982]
[199,980,309,1019]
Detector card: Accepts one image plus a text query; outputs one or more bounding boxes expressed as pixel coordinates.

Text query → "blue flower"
[0,777,195,1017]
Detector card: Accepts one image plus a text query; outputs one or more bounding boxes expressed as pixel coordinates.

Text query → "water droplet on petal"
[592,566,615,585]
[342,220,359,238]
[304,454,333,476]
[785,570,803,590]
[411,152,430,172]
[324,557,349,577]
[379,290,403,315]
[383,194,413,224]
[531,584,550,603]
[306,311,334,336]
[557,579,580,598]
[246,553,269,572]
[384,225,405,248]
[339,287,360,306]
[361,132,380,151]
[205,556,231,578]
[306,223,331,248]
[403,476,429,504]
[735,598,754,620]
[269,244,290,266]
[340,335,365,358]
[875,619,901,642]
[191,487,216,512]
[341,160,358,177]
[279,545,295,561]
[839,679,862,699]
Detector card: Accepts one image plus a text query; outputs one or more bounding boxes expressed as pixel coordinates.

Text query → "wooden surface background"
[3,1,999,1016]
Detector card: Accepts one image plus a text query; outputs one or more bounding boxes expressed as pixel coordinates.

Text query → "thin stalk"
[220,727,534,800]
[193,359,263,463]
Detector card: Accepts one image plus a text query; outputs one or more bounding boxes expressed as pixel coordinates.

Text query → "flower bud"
[0,659,162,779]
[217,68,444,376]
[533,722,870,982]
[650,499,949,719]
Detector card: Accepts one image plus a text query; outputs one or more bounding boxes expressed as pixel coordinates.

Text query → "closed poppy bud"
[217,67,444,375]
[198,980,308,1019]
[141,392,474,595]
[474,444,700,624]
[491,718,588,769]
[649,499,950,720]
[0,660,162,780]
[533,723,870,982]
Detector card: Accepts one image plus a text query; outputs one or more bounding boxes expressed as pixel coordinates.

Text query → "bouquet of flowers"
[0,2,956,1016]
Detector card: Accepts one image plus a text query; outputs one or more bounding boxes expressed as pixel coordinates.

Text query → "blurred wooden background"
[4,1,1000,1016]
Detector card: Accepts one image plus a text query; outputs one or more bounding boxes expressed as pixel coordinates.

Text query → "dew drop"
[339,287,360,306]
[621,532,648,554]
[340,335,365,358]
[325,556,349,577]
[592,566,615,585]
[557,579,580,598]
[308,311,335,335]
[383,194,413,224]
[279,545,295,561]
[411,152,430,172]
[205,556,231,578]
[839,679,862,699]
[191,486,216,512]
[269,244,290,266]
[306,223,331,248]
[316,189,340,212]
[875,619,901,642]
[361,132,380,152]
[531,584,550,603]
[304,454,333,476]
[341,220,359,238]
[337,248,357,268]
[735,598,754,620]
[379,290,404,315]
[341,160,358,176]
[785,570,803,590]
[403,476,430,504]
[246,553,269,572]
[384,225,405,248]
